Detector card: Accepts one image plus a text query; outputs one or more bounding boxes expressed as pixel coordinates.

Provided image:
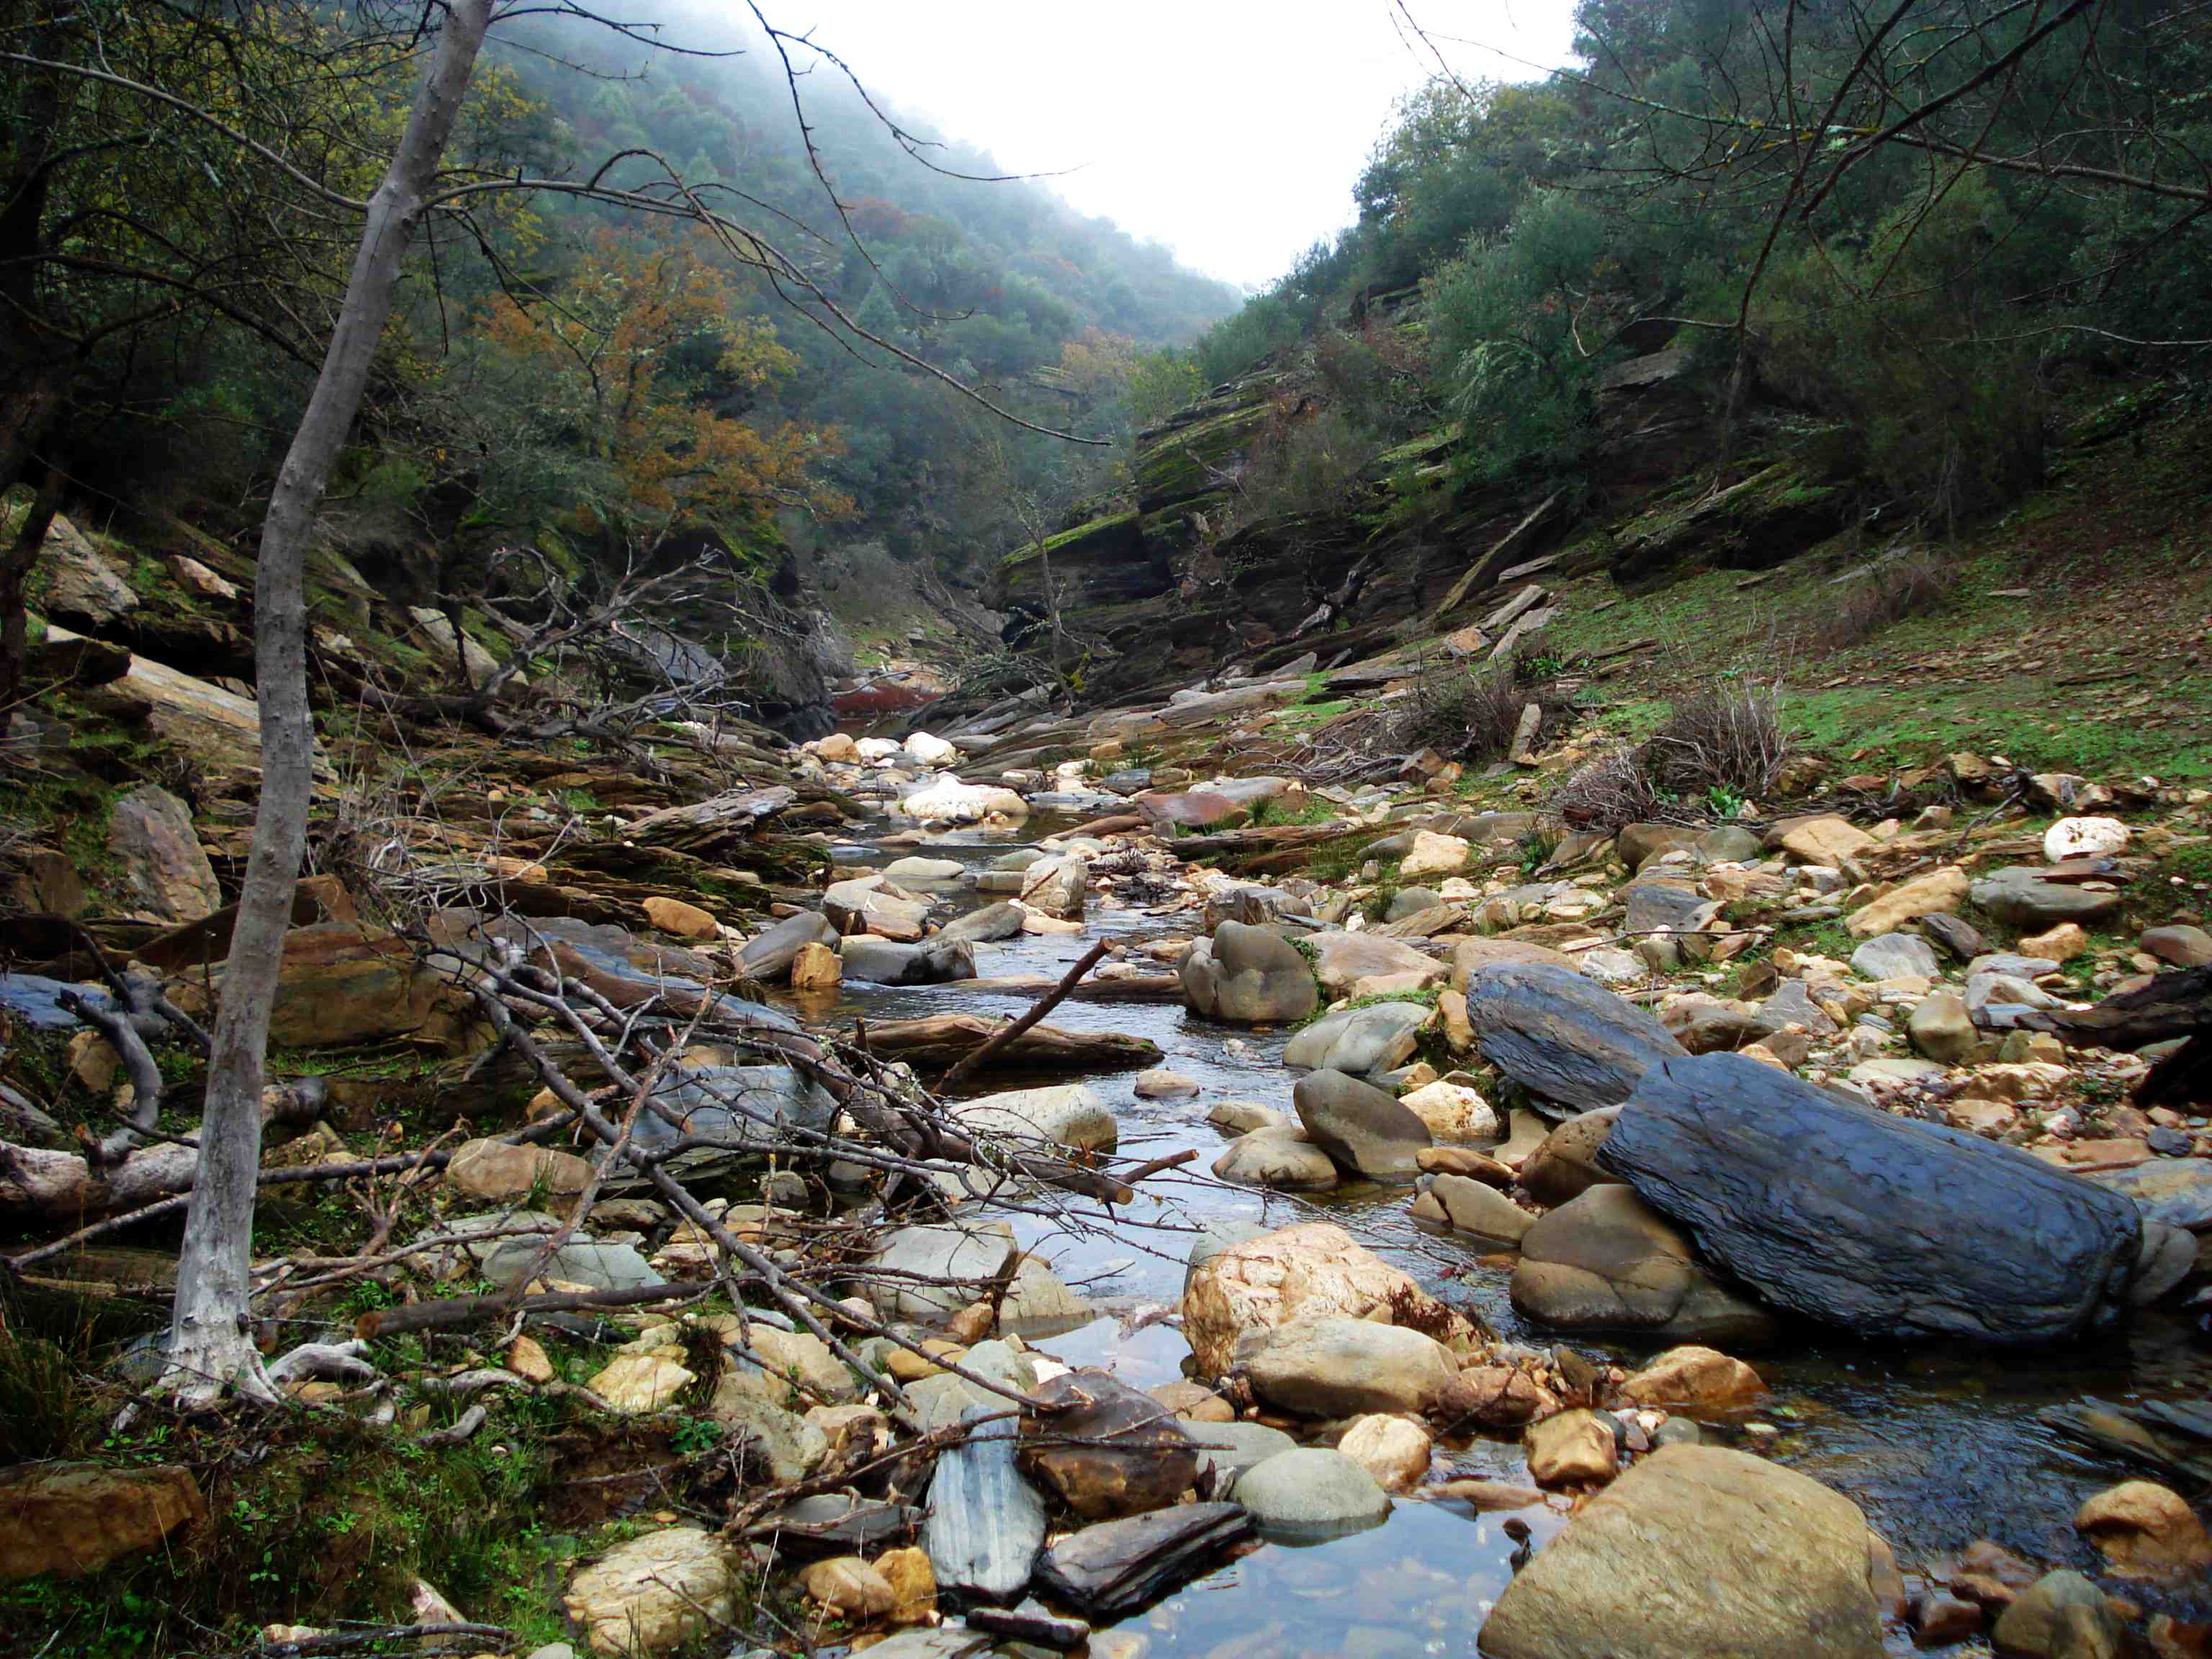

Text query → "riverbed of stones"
[15,711,2211,1659]
[593,724,2212,1659]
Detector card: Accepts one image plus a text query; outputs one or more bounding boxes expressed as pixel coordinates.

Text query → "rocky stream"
[729,755,2212,1659]
[10,705,2212,1659]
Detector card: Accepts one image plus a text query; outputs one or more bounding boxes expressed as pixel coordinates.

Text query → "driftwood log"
[0,1083,330,1221]
[858,1014,1160,1072]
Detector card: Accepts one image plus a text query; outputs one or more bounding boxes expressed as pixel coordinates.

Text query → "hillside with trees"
[0,0,1234,734]
[1186,0,2210,526]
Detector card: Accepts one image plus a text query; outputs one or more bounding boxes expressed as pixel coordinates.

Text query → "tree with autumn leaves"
[467,228,850,554]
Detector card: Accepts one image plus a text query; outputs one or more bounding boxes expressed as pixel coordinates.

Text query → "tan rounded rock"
[1525,1407,1619,1488]
[799,1555,894,1619]
[642,895,719,940]
[875,1545,937,1625]
[789,940,842,990]
[1617,1345,1764,1410]
[1337,1414,1434,1493]
[2074,1480,2212,1579]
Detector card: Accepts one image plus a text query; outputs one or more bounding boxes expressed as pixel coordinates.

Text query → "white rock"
[1398,1079,1499,1143]
[564,1528,733,1657]
[1576,947,1647,986]
[1337,1414,1434,1493]
[2044,816,2130,862]
[949,1084,1118,1153]
[1401,830,1472,878]
[904,731,957,765]
[896,779,1030,822]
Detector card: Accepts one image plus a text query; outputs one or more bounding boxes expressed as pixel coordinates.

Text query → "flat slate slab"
[1463,961,1686,1115]
[1599,1052,2144,1346]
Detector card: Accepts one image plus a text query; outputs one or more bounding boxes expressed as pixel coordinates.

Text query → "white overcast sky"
[750,2,1585,289]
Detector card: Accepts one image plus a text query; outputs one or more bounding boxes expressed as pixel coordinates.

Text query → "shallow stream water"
[785,813,2212,1657]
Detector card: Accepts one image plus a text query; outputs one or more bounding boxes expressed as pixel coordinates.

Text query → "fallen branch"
[860,1011,1157,1073]
[355,1280,719,1341]
[418,1403,486,1446]
[244,1624,513,1658]
[941,939,1111,1089]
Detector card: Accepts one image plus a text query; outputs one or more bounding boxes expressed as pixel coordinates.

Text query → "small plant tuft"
[1392,656,1539,763]
[1645,681,1791,801]
[1806,549,1958,651]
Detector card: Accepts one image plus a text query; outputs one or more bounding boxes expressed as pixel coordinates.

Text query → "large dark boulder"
[1599,1053,2145,1346]
[1463,961,1686,1115]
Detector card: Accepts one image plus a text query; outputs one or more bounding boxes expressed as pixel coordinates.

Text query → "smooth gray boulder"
[1970,868,2124,930]
[1463,961,1686,1115]
[637,1063,837,1157]
[1696,824,1763,864]
[1386,886,1447,921]
[1600,1053,2144,1345]
[1292,1069,1430,1180]
[738,911,840,981]
[923,1403,1046,1601]
[837,935,976,985]
[482,1238,657,1292]
[939,902,1025,943]
[1183,1420,1297,1485]
[822,873,933,938]
[1180,920,1318,1023]
[1755,979,1838,1036]
[1211,1128,1338,1190]
[1235,1316,1460,1417]
[1622,876,1705,935]
[1282,1001,1431,1074]
[950,1083,1117,1153]
[1233,1448,1391,1538]
[1850,932,1942,981]
[881,855,964,884]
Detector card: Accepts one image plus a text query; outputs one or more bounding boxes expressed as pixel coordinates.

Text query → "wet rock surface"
[1480,1445,1887,1659]
[922,1405,1046,1601]
[1032,1501,1255,1617]
[1599,1053,2145,1344]
[1463,961,1687,1113]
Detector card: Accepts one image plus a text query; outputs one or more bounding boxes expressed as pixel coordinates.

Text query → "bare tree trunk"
[160,0,493,1408]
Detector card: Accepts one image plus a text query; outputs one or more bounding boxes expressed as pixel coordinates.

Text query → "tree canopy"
[1187,0,2212,526]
